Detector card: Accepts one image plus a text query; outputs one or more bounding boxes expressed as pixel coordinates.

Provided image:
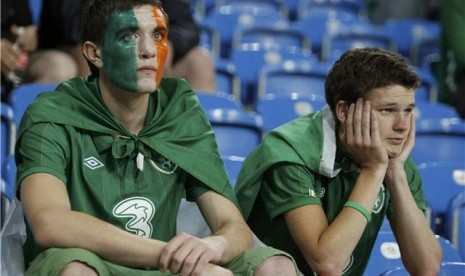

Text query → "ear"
[335,100,349,124]
[82,41,103,69]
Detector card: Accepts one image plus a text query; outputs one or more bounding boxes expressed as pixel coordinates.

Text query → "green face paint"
[101,9,139,92]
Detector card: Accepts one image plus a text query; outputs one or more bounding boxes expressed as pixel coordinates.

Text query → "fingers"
[345,98,372,146]
[159,232,217,276]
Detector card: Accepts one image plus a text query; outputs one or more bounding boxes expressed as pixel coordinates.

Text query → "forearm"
[386,169,442,274]
[204,220,253,265]
[296,168,386,274]
[29,208,166,269]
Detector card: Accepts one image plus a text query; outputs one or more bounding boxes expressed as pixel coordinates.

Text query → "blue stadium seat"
[381,262,465,275]
[203,1,289,57]
[230,43,317,104]
[414,102,461,122]
[197,92,263,157]
[222,155,245,187]
[232,26,310,52]
[321,22,396,62]
[417,161,465,236]
[256,93,327,132]
[447,191,465,260]
[291,6,366,56]
[214,59,241,98]
[1,155,17,201]
[256,60,329,99]
[1,102,16,164]
[7,83,58,126]
[297,0,367,18]
[366,233,462,276]
[384,18,440,59]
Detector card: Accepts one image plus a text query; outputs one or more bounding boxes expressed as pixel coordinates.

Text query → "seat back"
[204,2,288,57]
[448,191,465,260]
[257,60,329,99]
[1,103,16,164]
[230,43,317,104]
[256,93,327,132]
[197,92,263,157]
[417,161,465,235]
[7,83,58,126]
[232,26,310,51]
[384,18,440,58]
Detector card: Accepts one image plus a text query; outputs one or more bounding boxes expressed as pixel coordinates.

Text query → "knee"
[59,261,98,276]
[254,255,298,276]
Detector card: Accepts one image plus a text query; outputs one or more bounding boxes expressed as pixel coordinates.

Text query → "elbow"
[32,223,59,248]
[310,258,346,276]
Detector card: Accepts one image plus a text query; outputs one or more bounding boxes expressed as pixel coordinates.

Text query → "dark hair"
[325,48,420,113]
[81,0,168,76]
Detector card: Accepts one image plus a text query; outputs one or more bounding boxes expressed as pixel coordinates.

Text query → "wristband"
[344,201,371,223]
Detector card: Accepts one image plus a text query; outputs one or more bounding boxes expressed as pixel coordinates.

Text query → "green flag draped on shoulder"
[17,76,237,205]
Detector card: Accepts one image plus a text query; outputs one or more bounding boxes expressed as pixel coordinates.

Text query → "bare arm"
[284,99,388,275]
[21,173,166,268]
[385,116,442,275]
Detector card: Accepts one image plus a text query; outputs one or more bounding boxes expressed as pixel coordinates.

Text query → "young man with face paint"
[235,48,442,275]
[15,1,299,275]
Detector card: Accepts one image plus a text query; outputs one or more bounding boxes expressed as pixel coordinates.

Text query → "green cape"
[17,76,237,205]
[235,106,340,218]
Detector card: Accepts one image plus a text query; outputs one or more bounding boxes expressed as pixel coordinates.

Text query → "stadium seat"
[214,58,241,98]
[7,83,58,126]
[380,262,465,275]
[203,1,289,58]
[256,93,327,132]
[417,161,465,236]
[297,0,367,18]
[321,22,396,62]
[198,92,263,157]
[230,43,317,104]
[232,26,311,52]
[256,60,329,99]
[384,18,440,59]
[1,102,16,164]
[413,119,465,165]
[414,102,461,122]
[222,155,245,187]
[447,191,465,260]
[366,233,462,276]
[1,155,16,201]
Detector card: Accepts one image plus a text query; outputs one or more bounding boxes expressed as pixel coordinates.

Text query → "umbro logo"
[83,157,104,170]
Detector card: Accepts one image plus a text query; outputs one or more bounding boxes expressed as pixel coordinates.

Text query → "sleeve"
[15,122,70,196]
[261,162,321,220]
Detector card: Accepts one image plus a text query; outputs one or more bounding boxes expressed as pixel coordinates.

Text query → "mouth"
[137,66,157,73]
[387,137,404,145]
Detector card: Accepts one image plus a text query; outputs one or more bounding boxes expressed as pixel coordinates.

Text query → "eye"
[153,30,166,41]
[123,32,138,42]
[379,108,393,115]
[403,108,414,115]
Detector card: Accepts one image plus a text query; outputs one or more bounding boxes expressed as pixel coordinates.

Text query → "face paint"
[151,6,168,86]
[101,5,168,93]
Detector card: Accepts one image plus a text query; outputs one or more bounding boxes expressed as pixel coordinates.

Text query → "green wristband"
[344,201,371,223]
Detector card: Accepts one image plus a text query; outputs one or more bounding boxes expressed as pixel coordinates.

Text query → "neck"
[99,77,150,135]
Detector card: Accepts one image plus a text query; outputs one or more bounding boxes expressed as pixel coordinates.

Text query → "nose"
[139,36,156,58]
[394,113,409,131]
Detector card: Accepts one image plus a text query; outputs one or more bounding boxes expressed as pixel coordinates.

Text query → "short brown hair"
[325,48,420,113]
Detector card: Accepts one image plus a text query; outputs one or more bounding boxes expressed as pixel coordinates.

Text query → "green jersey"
[235,107,427,275]
[16,76,237,266]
